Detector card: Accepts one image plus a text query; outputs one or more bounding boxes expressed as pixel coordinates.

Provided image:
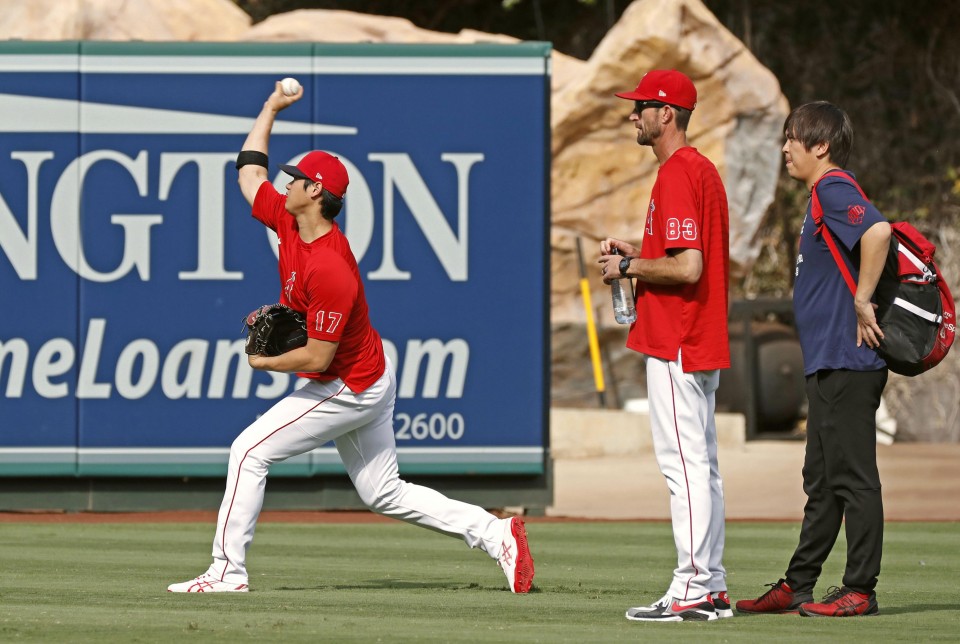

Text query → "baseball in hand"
[280,77,301,96]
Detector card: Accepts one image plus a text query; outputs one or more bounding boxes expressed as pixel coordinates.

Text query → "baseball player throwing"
[167,81,533,594]
[598,70,731,622]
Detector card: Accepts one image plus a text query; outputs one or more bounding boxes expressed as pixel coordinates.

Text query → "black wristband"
[236,150,269,170]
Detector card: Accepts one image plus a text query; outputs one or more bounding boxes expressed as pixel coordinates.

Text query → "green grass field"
[0,519,956,642]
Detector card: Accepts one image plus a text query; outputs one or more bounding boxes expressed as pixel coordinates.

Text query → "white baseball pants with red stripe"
[645,352,727,601]
[203,358,504,584]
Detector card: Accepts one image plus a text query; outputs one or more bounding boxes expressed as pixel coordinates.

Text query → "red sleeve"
[303,252,357,342]
[251,181,285,231]
[657,162,703,252]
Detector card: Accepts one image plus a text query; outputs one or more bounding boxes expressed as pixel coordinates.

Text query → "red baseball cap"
[279,151,349,199]
[615,69,697,111]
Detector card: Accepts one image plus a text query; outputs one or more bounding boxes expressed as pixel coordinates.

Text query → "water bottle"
[610,249,637,325]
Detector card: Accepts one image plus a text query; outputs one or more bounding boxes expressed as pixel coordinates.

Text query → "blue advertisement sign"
[0,42,550,476]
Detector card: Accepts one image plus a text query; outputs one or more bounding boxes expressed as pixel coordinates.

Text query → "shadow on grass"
[732,604,957,618]
[277,580,544,593]
[878,604,958,615]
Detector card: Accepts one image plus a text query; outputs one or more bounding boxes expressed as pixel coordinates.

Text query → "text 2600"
[394,413,465,440]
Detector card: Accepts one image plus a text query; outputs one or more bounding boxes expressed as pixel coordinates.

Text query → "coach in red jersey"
[167,80,533,595]
[598,69,732,623]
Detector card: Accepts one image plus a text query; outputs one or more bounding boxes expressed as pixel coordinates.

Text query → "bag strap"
[810,170,869,297]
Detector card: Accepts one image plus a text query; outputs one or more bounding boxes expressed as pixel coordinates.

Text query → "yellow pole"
[576,237,606,406]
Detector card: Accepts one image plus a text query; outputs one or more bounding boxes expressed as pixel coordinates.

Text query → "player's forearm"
[237,104,280,203]
[241,102,281,154]
[249,349,325,373]
[629,250,703,285]
[248,340,337,374]
[855,221,892,305]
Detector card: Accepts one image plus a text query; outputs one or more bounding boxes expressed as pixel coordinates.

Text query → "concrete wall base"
[550,408,746,459]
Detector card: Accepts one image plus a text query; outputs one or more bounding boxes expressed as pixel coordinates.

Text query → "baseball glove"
[243,304,308,356]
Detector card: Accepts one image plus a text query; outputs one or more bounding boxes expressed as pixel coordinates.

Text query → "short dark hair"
[320,189,343,220]
[783,101,853,167]
[670,105,692,131]
[300,179,344,220]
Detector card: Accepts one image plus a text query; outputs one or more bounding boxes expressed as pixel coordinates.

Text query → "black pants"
[785,368,888,595]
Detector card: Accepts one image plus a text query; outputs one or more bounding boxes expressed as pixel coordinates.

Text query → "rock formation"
[0,0,251,41]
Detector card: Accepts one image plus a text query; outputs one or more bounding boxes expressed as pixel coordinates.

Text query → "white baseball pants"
[645,352,727,601]
[204,358,504,584]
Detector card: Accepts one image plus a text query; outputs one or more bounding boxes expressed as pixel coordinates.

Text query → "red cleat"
[497,517,534,593]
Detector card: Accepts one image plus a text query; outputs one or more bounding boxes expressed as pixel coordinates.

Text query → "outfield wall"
[0,42,551,492]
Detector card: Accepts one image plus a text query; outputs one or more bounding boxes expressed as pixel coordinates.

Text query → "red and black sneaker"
[735,579,812,614]
[799,586,879,617]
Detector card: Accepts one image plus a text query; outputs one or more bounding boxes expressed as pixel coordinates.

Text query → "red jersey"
[626,146,730,372]
[252,182,385,392]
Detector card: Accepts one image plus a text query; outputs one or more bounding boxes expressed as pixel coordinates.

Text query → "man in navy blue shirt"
[737,102,891,617]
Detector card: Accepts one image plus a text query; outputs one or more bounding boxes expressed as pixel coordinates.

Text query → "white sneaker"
[497,517,534,593]
[167,573,249,593]
[626,594,718,622]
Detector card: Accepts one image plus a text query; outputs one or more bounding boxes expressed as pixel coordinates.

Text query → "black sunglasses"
[634,100,668,114]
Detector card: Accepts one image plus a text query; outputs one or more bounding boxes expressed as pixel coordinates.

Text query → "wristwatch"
[618,256,631,277]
